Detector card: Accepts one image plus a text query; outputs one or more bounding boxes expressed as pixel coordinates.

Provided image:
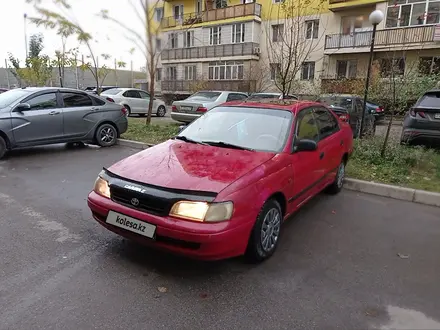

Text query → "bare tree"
[265,0,326,97]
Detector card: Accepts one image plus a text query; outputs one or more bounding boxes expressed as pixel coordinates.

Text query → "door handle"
[320,152,325,160]
[91,107,99,111]
[49,110,60,115]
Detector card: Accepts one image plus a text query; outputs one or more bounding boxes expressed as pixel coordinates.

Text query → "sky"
[0,0,148,71]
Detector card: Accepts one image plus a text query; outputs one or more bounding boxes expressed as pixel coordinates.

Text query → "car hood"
[108,139,275,193]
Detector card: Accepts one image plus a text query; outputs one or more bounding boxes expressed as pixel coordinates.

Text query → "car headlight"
[94,176,110,198]
[169,201,233,222]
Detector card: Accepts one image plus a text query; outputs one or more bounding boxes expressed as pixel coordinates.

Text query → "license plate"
[106,210,156,238]
[435,113,440,119]
[180,106,192,112]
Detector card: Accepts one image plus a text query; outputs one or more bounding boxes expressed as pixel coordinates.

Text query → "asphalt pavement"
[1,144,440,330]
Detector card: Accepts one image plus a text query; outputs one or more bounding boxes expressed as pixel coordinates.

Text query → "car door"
[61,91,99,138]
[11,91,64,145]
[313,106,342,183]
[139,91,152,114]
[122,90,143,113]
[287,107,322,209]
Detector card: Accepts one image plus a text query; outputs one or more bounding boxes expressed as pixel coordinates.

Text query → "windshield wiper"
[174,136,208,145]
[202,141,254,151]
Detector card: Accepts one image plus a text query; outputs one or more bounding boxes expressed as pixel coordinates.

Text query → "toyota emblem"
[131,198,140,206]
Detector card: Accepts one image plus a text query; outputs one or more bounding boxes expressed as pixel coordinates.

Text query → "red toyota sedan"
[88,101,353,262]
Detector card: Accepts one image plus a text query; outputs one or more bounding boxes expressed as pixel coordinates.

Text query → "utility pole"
[5,59,10,89]
[24,13,28,59]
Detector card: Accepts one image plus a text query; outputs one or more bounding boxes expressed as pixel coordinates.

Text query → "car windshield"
[418,92,440,108]
[103,88,122,95]
[187,92,221,101]
[0,89,32,108]
[248,93,280,100]
[178,106,293,152]
[318,96,353,110]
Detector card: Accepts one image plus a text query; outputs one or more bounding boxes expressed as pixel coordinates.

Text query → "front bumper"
[87,191,254,260]
[170,112,201,123]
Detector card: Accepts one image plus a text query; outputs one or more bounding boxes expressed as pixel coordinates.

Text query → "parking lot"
[1,144,440,329]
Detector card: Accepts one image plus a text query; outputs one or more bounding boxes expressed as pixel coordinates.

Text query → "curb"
[117,139,153,149]
[116,138,440,208]
[344,178,440,207]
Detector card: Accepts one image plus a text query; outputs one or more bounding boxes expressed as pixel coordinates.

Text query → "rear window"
[103,88,122,95]
[418,92,440,108]
[318,96,353,110]
[248,93,280,100]
[187,92,221,101]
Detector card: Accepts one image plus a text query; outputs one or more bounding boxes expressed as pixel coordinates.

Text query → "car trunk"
[173,100,206,114]
[410,92,440,131]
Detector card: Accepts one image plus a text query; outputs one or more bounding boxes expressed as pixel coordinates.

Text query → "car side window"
[123,90,141,98]
[355,99,363,113]
[61,92,93,107]
[296,108,319,142]
[26,93,58,110]
[313,107,340,140]
[227,93,247,102]
[139,91,150,99]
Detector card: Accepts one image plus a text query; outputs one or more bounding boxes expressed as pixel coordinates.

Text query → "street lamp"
[359,9,384,138]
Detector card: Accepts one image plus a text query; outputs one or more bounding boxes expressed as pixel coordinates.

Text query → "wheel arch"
[0,130,11,149]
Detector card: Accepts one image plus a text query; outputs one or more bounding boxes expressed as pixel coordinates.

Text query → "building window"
[184,66,196,80]
[272,24,284,42]
[155,8,164,22]
[169,33,178,49]
[210,27,222,45]
[385,0,440,28]
[156,38,161,52]
[232,23,245,43]
[173,5,183,20]
[208,61,244,80]
[418,57,440,75]
[166,66,177,80]
[196,0,202,13]
[214,0,227,8]
[273,0,284,3]
[379,58,405,77]
[336,60,357,78]
[184,31,194,48]
[305,20,319,39]
[301,62,315,80]
[270,63,280,80]
[341,16,367,35]
[155,68,162,81]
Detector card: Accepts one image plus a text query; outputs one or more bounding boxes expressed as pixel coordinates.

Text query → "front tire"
[245,199,282,263]
[95,123,117,147]
[0,136,7,160]
[326,160,345,195]
[157,106,166,117]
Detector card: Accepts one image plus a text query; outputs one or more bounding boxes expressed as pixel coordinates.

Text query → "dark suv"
[401,89,440,146]
[317,94,376,138]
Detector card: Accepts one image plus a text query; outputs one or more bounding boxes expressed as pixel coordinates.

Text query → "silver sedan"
[101,88,167,117]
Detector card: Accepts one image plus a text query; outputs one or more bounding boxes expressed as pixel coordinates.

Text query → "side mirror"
[294,139,318,152]
[178,125,187,133]
[14,103,31,112]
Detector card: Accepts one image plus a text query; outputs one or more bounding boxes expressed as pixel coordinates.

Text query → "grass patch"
[347,137,440,193]
[121,118,180,145]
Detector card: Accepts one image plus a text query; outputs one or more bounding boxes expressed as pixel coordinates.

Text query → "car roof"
[195,90,246,94]
[220,100,321,114]
[20,87,92,94]
[319,93,360,98]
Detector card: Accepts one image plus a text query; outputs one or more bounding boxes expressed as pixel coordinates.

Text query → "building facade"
[153,0,440,96]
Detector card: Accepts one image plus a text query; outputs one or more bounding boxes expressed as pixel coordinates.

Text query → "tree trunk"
[381,108,394,157]
[146,58,155,125]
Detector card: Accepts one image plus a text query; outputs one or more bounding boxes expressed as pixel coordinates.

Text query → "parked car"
[401,89,440,146]
[247,92,299,100]
[366,101,385,122]
[85,86,119,95]
[0,87,128,159]
[0,88,8,94]
[171,91,248,123]
[317,94,376,138]
[88,100,353,262]
[101,88,167,117]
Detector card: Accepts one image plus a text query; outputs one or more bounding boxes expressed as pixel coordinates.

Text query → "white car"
[101,88,167,117]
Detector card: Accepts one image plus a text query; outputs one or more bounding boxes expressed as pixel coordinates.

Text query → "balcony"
[325,25,436,50]
[161,80,256,93]
[328,0,384,11]
[160,3,261,29]
[161,42,259,61]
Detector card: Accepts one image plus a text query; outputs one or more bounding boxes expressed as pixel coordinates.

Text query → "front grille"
[110,185,172,216]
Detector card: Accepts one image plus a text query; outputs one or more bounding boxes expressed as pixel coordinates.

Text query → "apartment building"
[153,0,440,96]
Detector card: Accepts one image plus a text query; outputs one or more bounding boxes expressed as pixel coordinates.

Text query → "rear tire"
[0,136,7,160]
[245,199,283,263]
[157,106,166,117]
[326,160,345,195]
[95,123,117,147]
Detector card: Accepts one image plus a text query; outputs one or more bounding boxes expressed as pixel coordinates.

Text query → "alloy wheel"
[100,127,115,144]
[261,208,281,252]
